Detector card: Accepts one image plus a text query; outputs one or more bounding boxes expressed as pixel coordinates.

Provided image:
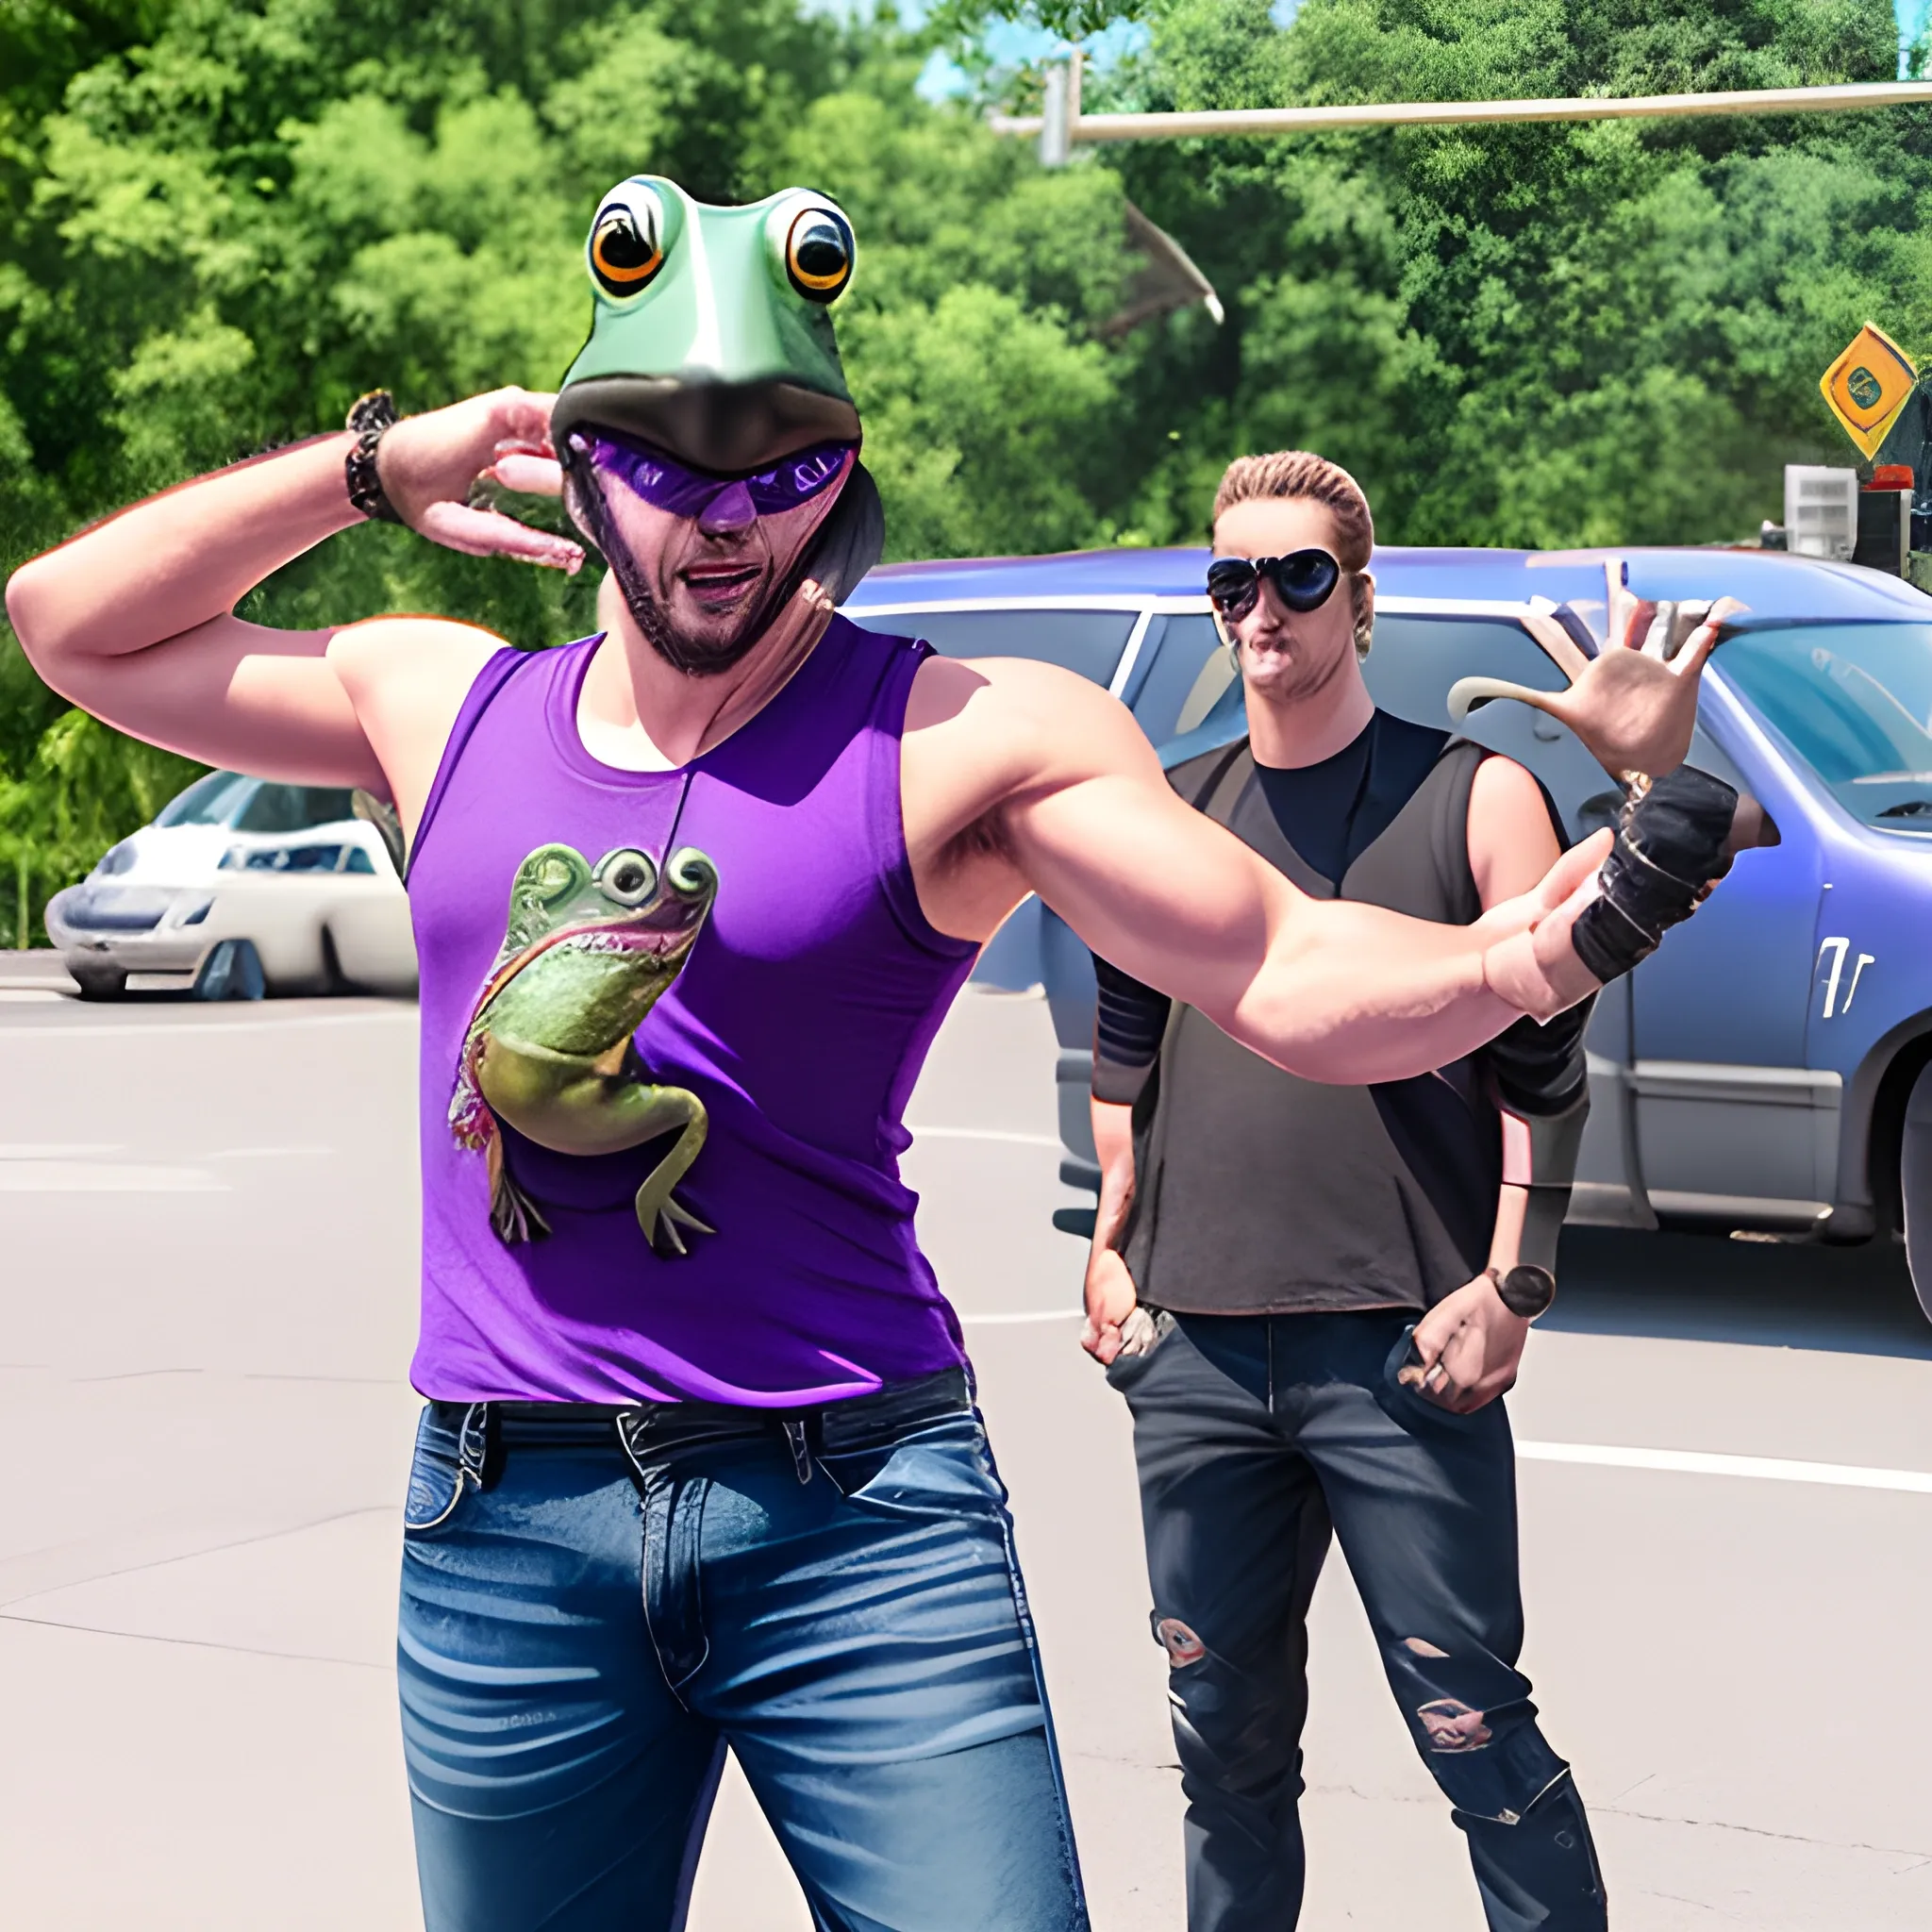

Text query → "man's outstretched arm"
[961,661,1606,1086]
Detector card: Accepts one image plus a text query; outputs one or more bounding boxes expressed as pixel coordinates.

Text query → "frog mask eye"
[589,186,669,300]
[771,198,855,305]
[593,848,659,907]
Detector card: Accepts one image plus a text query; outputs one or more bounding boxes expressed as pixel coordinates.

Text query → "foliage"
[0,713,200,944]
[4,0,1931,942]
[0,0,1132,937]
[1071,0,1924,547]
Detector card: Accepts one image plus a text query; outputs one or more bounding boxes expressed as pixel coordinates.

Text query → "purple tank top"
[406,618,978,1405]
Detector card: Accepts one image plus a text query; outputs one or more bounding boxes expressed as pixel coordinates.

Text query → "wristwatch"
[1485,1263,1556,1320]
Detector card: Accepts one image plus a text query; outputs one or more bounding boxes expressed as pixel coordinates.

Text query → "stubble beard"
[568,460,768,678]
[607,543,766,679]
[563,447,853,678]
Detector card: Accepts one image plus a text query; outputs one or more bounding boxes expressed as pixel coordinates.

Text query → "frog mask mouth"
[552,176,885,666]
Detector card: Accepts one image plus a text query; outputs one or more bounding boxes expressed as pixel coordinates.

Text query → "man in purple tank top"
[8,175,1728,1931]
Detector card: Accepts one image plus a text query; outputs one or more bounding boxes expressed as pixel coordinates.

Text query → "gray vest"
[1123,734,1498,1316]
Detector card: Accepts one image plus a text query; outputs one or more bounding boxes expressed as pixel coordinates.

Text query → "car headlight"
[52,885,178,932]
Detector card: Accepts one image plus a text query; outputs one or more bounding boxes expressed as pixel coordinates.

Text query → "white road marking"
[958,1308,1083,1324]
[1517,1439,1932,1494]
[0,1162,226,1193]
[0,990,64,1004]
[905,1125,1063,1147]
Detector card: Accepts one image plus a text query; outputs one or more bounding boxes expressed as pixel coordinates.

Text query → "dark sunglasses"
[572,429,856,520]
[1206,549,1343,623]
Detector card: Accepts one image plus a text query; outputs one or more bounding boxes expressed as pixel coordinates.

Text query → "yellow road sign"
[1821,323,1918,458]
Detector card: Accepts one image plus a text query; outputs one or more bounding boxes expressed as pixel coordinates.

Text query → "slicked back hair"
[1212,451,1376,658]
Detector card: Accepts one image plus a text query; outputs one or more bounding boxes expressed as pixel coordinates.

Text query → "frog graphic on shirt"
[449,841,719,1257]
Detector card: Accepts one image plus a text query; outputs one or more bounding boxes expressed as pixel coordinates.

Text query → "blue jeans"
[397,1372,1088,1931]
[1112,1309,1606,1932]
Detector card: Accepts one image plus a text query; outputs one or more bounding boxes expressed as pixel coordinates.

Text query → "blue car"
[843,545,1932,1314]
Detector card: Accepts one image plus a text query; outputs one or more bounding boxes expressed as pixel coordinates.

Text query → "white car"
[44,771,417,999]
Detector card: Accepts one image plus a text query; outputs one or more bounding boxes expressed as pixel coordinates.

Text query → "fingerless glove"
[1571,765,1739,983]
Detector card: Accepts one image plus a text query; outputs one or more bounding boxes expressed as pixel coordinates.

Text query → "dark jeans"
[1112,1309,1606,1932]
[397,1370,1088,1931]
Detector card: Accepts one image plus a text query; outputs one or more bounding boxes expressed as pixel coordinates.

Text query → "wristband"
[344,390,402,524]
[1485,1263,1557,1320]
[1571,765,1738,982]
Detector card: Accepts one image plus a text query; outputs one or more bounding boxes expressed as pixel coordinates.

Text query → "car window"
[154,770,253,827]
[844,608,1138,686]
[232,785,358,834]
[220,842,348,873]
[1129,614,1228,741]
[1366,614,1566,720]
[1365,614,1601,839]
[1718,622,1932,829]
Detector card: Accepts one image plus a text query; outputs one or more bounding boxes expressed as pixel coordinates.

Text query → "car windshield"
[233,784,358,833]
[1719,622,1932,829]
[843,608,1139,685]
[154,770,253,826]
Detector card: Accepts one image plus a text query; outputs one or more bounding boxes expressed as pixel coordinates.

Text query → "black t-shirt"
[1252,713,1444,886]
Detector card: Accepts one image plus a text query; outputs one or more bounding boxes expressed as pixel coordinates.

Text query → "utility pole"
[1039,51,1082,168]
[1005,78,1932,164]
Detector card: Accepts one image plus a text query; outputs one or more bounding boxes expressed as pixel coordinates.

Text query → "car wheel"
[1901,1061,1932,1324]
[192,938,265,1002]
[69,964,126,1001]
[320,925,351,995]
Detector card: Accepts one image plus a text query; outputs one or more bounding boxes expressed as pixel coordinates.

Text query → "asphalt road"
[3,953,1932,1929]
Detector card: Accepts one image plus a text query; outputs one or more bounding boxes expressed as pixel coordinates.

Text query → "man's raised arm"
[3,388,579,800]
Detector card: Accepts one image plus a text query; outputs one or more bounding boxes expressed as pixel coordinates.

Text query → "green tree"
[8,0,1932,948]
[0,0,1137,939]
[1044,0,1925,545]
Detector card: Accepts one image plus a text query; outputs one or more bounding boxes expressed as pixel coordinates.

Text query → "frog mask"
[552,177,884,666]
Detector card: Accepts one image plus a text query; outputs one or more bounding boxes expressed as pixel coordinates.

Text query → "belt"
[426,1366,972,1489]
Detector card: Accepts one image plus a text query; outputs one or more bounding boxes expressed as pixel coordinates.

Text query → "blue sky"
[815,2,1932,98]
[1901,0,1930,67]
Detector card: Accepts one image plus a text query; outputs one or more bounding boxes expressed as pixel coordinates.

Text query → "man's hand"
[378,388,584,573]
[1473,829,1611,1019]
[1082,1245,1140,1365]
[1400,1274,1530,1414]
[1450,581,1748,779]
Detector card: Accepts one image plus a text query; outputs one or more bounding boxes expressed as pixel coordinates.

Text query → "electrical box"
[1856,487,1912,575]
[1785,465,1857,559]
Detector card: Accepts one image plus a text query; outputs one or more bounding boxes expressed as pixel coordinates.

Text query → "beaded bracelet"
[344,390,402,523]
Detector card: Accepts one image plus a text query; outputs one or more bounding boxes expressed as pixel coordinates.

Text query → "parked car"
[843,544,1932,1311]
[45,770,417,998]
